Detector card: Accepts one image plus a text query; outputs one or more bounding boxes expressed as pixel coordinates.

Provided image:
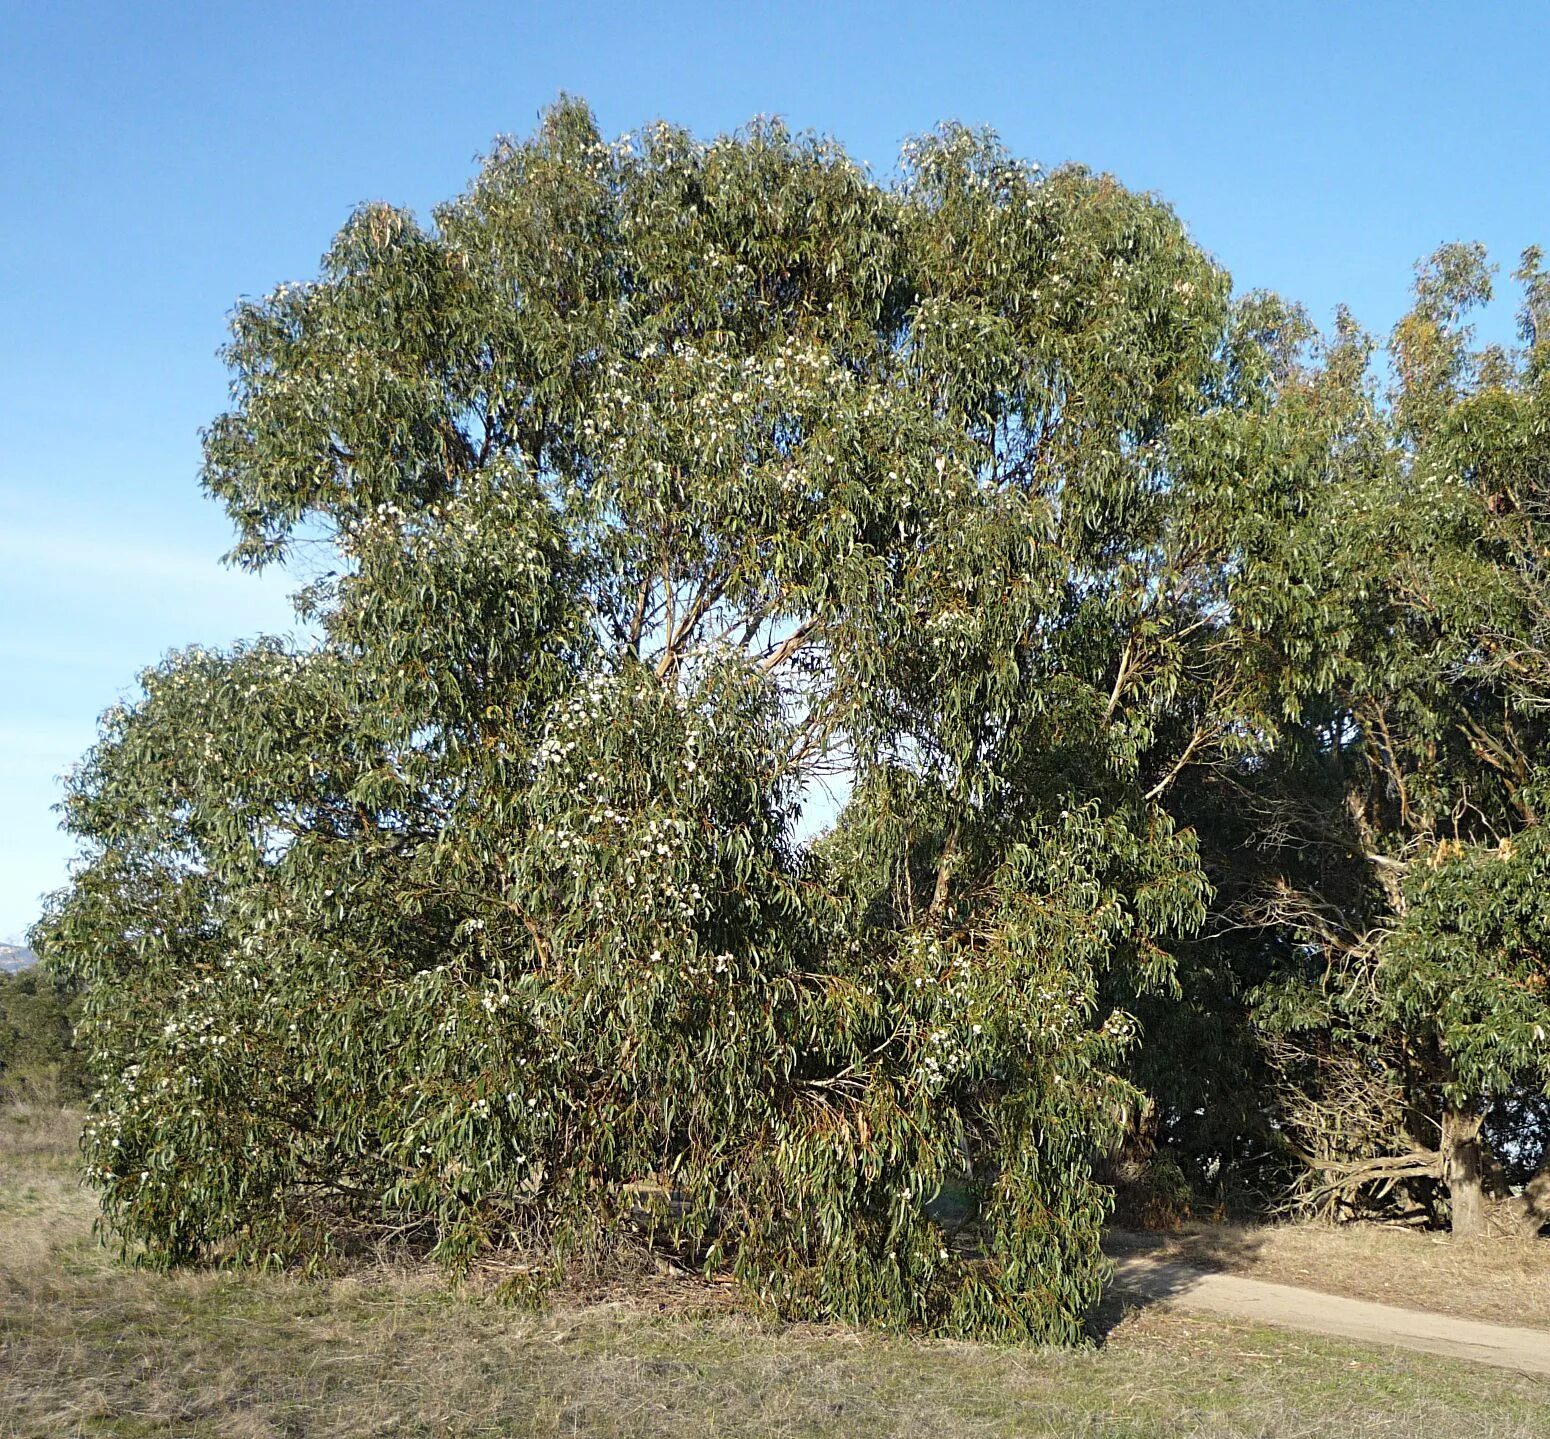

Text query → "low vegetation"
[4,1106,1548,1439]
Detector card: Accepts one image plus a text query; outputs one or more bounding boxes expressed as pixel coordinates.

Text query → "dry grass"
[1108,1220,1550,1330]
[0,1102,84,1157]
[3,1107,1549,1438]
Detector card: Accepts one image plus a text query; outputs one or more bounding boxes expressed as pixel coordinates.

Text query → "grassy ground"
[3,1106,1548,1439]
[1108,1220,1550,1330]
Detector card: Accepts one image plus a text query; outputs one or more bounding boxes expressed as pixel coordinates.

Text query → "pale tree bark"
[1441,1102,1488,1239]
[927,819,960,923]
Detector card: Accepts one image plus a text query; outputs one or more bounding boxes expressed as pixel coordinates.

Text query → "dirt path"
[1112,1256,1550,1376]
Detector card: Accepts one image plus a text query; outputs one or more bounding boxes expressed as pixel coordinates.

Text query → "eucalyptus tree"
[38,101,1290,1334]
[1230,247,1550,1236]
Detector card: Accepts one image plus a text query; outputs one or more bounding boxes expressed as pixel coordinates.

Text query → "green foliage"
[0,967,86,1101]
[35,102,1254,1339]
[1387,832,1550,1103]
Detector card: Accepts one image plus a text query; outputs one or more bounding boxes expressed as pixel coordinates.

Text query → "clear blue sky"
[1,0,1545,942]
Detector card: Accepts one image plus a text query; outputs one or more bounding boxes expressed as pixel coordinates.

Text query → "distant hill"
[0,944,39,974]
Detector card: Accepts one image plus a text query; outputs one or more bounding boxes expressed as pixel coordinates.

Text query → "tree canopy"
[1233,244,1550,1236]
[34,101,1550,1343]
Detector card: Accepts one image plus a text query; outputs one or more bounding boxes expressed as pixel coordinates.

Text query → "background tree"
[1218,248,1550,1237]
[0,967,86,1101]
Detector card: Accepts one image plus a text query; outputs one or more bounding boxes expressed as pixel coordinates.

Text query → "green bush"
[0,968,87,1102]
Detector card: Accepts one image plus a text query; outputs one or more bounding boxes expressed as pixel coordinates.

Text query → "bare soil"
[1107,1221,1550,1331]
[1111,1255,1550,1376]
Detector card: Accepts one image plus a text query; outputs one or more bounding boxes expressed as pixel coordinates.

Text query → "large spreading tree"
[34,102,1548,1346]
[37,104,1260,1339]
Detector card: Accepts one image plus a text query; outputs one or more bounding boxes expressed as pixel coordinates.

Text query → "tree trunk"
[927,820,960,922]
[1441,1102,1488,1239]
